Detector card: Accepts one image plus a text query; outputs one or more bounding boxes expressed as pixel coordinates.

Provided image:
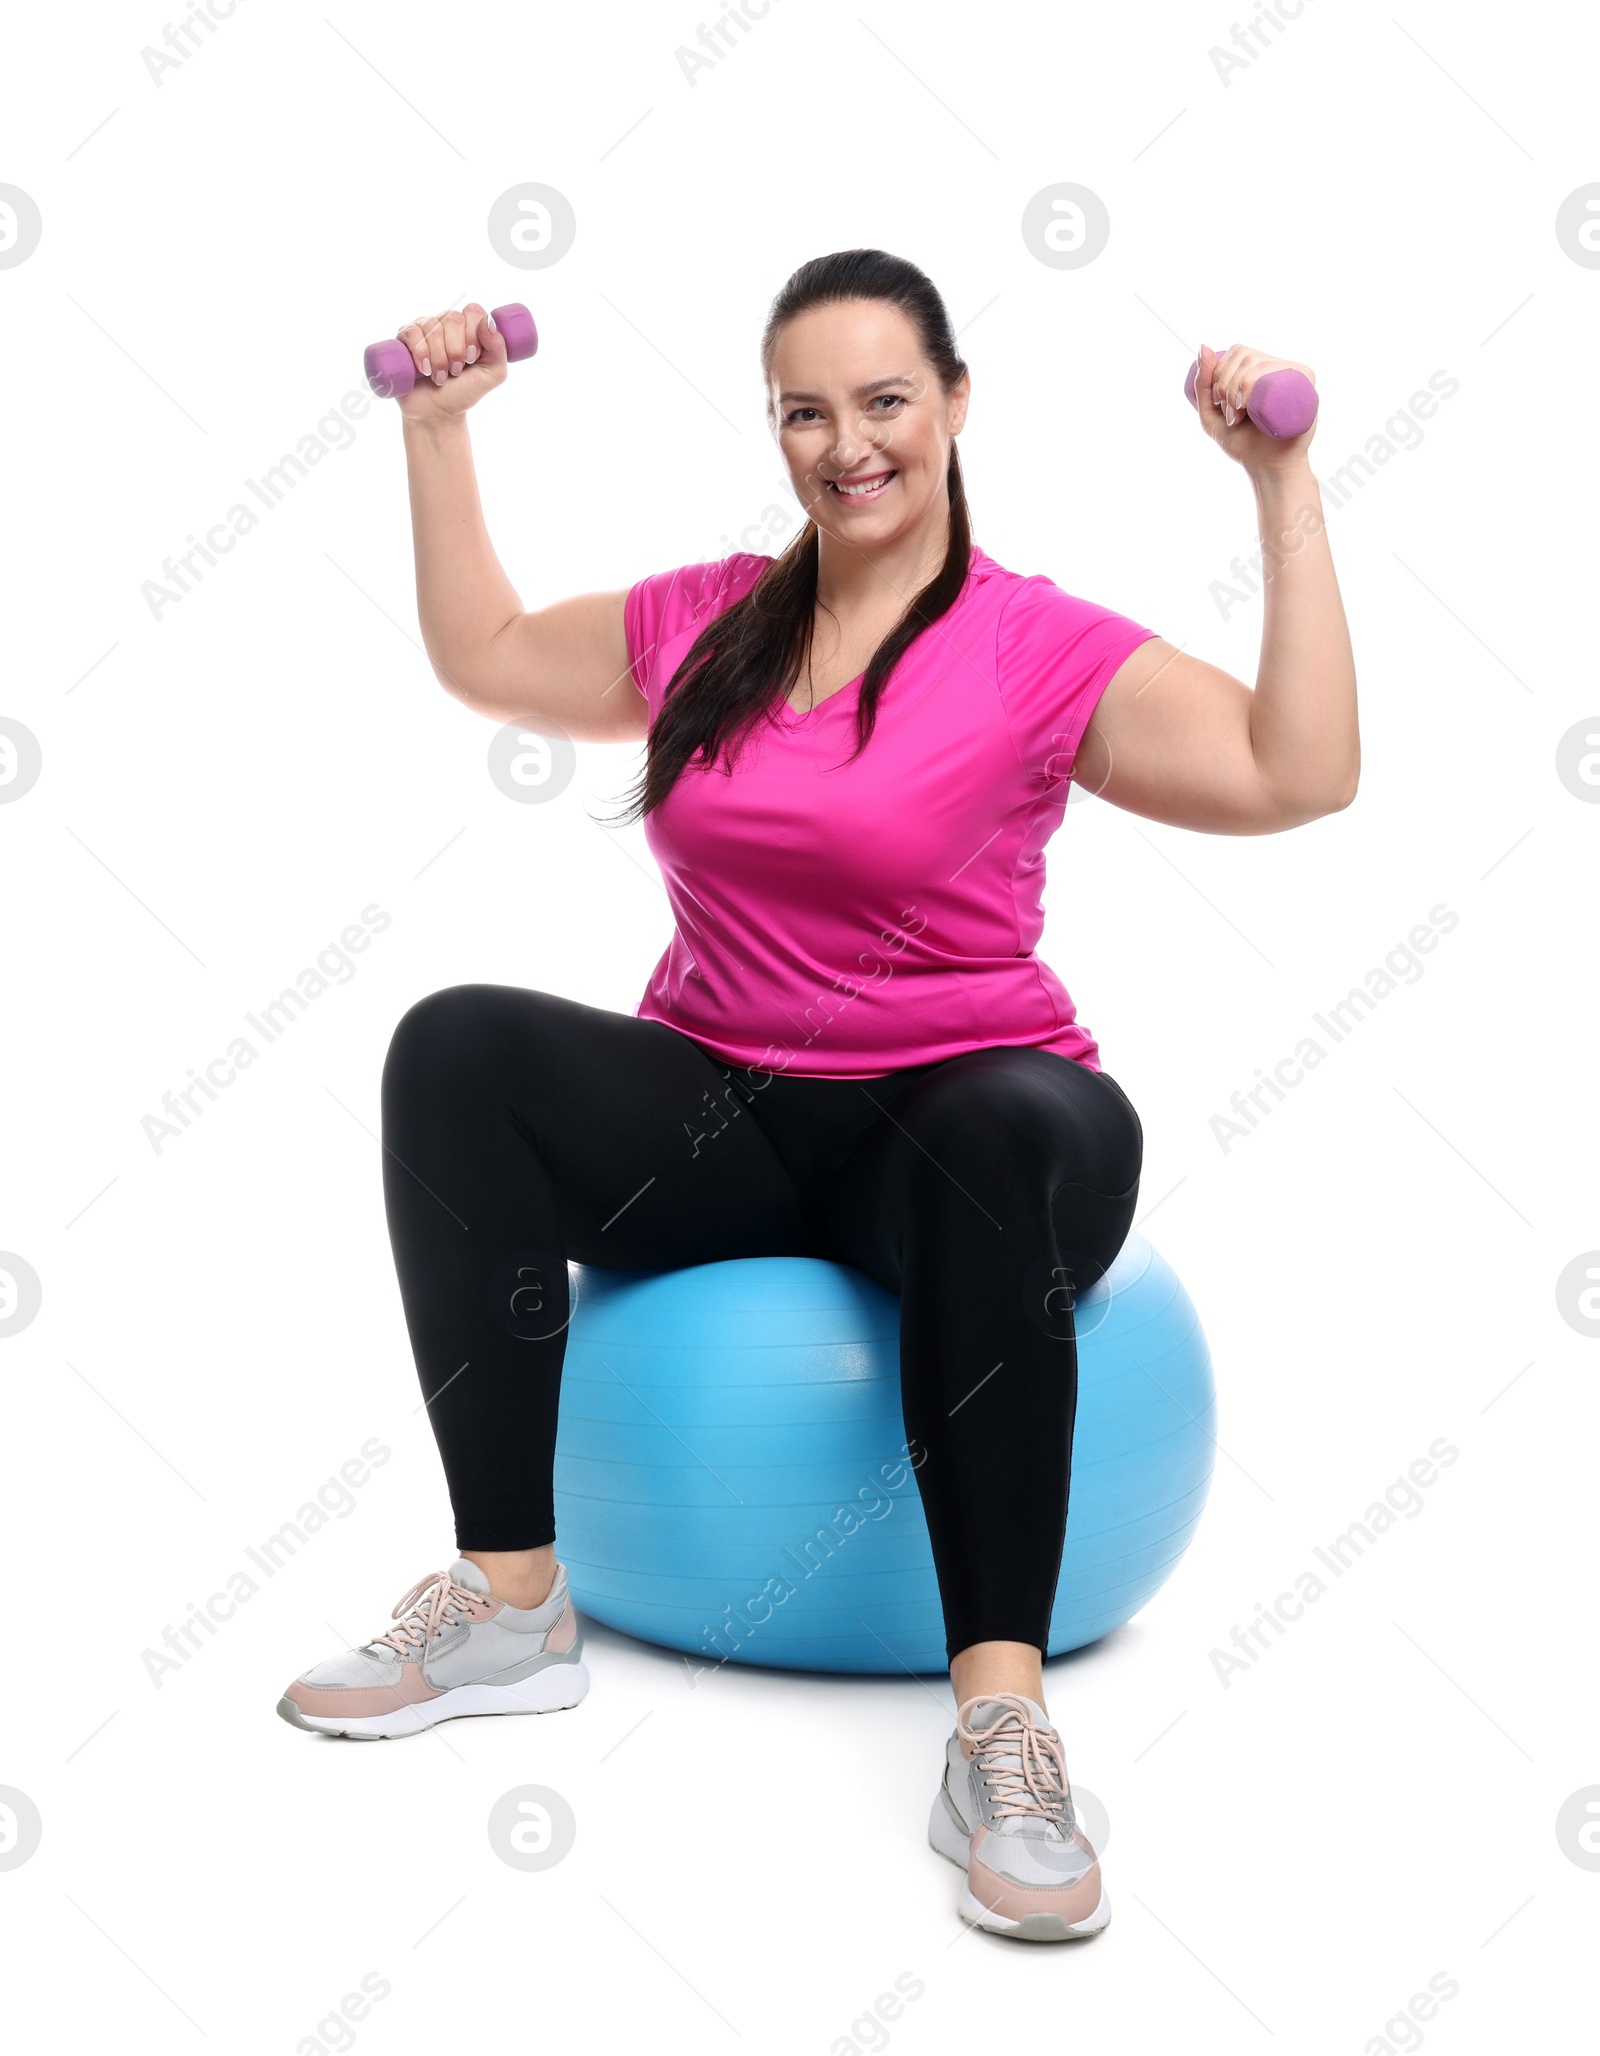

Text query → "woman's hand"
[1192,342,1316,471]
[394,303,509,422]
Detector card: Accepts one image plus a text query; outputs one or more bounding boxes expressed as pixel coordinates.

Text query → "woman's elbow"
[1308,767,1359,818]
[1252,763,1359,831]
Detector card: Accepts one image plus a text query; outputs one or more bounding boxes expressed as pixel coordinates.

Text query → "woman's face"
[768,299,968,548]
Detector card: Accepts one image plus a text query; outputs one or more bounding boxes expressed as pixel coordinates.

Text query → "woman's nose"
[831,418,886,464]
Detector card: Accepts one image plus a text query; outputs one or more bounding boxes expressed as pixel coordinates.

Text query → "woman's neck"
[813,499,956,613]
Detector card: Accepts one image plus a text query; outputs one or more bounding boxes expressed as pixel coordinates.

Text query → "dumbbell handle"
[364,303,538,399]
[1184,347,1317,440]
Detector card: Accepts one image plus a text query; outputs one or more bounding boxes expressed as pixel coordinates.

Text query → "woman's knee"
[901,1051,1137,1188]
[382,983,536,1100]
[886,1061,1142,1295]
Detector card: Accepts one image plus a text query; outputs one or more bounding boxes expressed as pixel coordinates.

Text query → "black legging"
[380,984,1143,1659]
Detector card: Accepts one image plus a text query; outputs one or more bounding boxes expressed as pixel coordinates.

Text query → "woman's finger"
[458,301,488,368]
[1195,342,1221,428]
[1212,344,1247,427]
[398,316,434,382]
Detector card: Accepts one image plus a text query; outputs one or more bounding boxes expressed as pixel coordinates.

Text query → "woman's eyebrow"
[777,375,917,404]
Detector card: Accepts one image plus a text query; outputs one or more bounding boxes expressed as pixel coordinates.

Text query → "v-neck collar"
[779,671,865,726]
[775,545,991,726]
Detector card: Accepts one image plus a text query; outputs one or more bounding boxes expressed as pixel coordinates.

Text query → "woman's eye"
[784,397,903,425]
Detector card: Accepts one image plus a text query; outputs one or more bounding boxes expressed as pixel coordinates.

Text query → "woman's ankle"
[460,1545,556,1610]
[949,1639,1046,1711]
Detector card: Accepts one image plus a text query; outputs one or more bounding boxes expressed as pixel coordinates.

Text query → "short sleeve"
[623,554,771,716]
[993,575,1159,784]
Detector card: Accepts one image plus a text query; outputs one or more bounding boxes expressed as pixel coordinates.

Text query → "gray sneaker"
[277,1557,588,1739]
[928,1693,1110,1939]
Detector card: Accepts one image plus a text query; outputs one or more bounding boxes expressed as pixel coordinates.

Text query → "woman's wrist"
[1249,460,1322,559]
[1246,455,1318,502]
[1253,472,1323,574]
[401,410,472,453]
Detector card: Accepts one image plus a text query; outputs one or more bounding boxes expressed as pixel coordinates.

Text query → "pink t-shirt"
[623,544,1157,1078]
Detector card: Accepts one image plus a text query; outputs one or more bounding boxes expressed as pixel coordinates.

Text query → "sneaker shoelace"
[368,1570,486,1659]
[957,1694,1074,1831]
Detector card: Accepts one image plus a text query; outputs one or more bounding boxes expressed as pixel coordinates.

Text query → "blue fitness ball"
[552,1230,1214,1674]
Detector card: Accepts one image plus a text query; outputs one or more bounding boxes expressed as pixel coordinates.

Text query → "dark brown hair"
[613,248,972,822]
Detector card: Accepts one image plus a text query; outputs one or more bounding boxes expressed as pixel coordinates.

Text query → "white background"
[2,0,1596,2048]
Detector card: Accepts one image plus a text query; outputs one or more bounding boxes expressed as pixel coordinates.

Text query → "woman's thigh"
[380,982,822,1269]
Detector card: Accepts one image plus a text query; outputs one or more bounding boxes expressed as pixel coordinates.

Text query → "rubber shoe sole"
[927,1783,1112,1941]
[277,1658,590,1740]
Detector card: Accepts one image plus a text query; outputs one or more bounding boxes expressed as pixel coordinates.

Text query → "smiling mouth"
[825,469,897,503]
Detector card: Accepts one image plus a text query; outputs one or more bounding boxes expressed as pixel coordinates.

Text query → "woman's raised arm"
[395,303,647,744]
[1076,342,1358,835]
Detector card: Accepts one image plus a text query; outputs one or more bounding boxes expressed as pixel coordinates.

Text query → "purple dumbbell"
[1184,346,1317,439]
[364,303,539,399]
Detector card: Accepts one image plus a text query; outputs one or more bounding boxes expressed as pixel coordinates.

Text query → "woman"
[278,249,1357,1942]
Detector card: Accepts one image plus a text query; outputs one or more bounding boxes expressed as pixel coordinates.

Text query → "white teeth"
[835,474,892,496]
